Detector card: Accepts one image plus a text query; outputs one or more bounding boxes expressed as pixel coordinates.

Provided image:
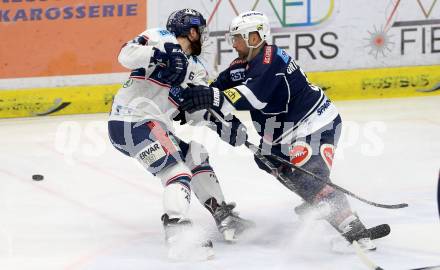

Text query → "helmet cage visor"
[198,25,209,45]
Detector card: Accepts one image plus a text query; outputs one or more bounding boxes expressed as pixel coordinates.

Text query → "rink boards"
[0,65,439,118]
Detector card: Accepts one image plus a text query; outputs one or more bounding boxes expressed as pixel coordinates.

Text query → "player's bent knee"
[158,162,192,219]
[285,167,328,202]
[135,141,183,175]
[185,141,210,167]
[156,161,192,188]
[163,184,191,219]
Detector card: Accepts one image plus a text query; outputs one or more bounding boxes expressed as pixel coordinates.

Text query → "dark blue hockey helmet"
[166,8,208,41]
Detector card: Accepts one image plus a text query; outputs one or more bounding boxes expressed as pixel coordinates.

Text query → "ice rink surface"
[0,96,439,270]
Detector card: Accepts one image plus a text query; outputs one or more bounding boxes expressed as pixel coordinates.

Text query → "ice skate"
[331,214,376,253]
[161,214,214,261]
[205,198,256,242]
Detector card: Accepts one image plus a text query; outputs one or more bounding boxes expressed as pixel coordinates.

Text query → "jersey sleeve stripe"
[147,78,171,88]
[235,85,268,110]
[220,98,236,116]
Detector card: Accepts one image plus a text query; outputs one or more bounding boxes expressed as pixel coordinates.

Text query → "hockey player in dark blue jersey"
[180,10,382,251]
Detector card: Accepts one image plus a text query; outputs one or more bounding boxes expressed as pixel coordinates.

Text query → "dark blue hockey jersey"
[211,44,338,145]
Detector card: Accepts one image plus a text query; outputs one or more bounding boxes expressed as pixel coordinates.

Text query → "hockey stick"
[353,240,384,270]
[408,266,440,270]
[353,240,440,270]
[206,109,407,209]
[244,141,408,209]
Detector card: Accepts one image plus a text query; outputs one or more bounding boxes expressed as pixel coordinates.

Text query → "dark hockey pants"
[254,115,353,227]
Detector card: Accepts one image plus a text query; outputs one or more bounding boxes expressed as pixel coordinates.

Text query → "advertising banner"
[0,1,438,119]
[0,0,147,79]
[149,0,440,72]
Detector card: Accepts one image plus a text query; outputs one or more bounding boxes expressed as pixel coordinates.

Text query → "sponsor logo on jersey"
[317,99,331,115]
[320,144,335,169]
[115,105,134,115]
[289,141,312,166]
[230,58,247,66]
[277,48,290,63]
[182,186,191,202]
[158,29,171,36]
[224,88,242,104]
[263,46,273,64]
[230,68,246,81]
[213,88,221,107]
[287,59,298,74]
[138,141,167,167]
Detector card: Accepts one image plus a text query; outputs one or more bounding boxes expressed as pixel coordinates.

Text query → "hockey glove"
[151,43,188,86]
[205,112,248,147]
[180,85,224,113]
[173,109,187,125]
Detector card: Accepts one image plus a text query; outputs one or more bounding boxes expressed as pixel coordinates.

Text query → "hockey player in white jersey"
[108,9,253,260]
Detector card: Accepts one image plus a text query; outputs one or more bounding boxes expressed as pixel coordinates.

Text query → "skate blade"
[330,236,376,254]
[222,228,237,243]
[206,248,215,260]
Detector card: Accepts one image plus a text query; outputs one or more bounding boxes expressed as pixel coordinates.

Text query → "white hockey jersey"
[109,28,209,126]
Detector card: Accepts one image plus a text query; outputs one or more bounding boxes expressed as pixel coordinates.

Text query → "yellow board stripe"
[0,65,439,118]
[308,65,440,101]
[0,84,120,118]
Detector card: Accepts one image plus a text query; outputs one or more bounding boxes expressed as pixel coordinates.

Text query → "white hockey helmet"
[226,11,270,48]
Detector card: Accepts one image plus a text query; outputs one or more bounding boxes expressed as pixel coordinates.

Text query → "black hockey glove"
[151,43,188,86]
[205,112,247,147]
[180,85,224,113]
[173,109,187,125]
